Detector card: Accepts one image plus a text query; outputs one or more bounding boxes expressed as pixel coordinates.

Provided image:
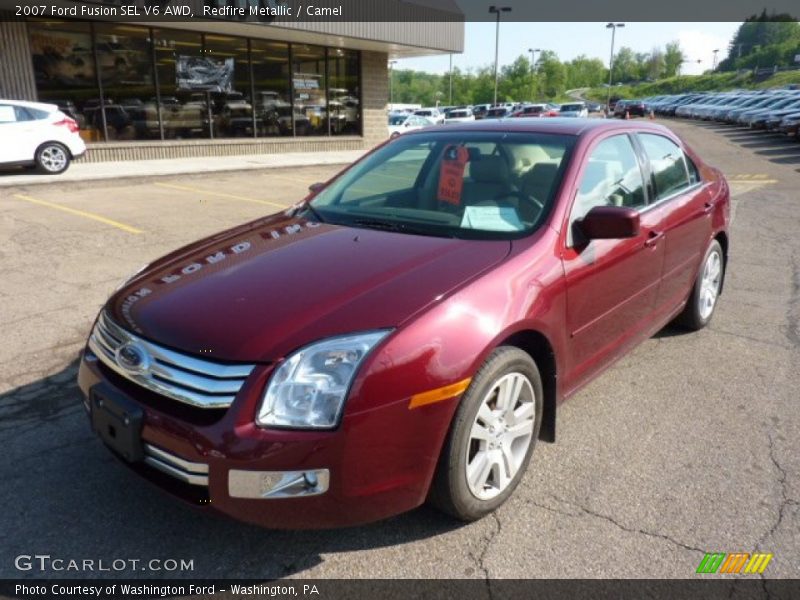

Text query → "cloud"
[676,29,731,74]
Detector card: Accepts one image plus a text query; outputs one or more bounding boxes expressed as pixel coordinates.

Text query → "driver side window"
[568,134,646,246]
[571,134,646,222]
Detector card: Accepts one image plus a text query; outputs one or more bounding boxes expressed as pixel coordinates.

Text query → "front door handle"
[703,201,715,214]
[644,230,664,248]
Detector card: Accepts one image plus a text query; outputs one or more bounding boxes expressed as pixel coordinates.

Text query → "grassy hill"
[584,70,800,102]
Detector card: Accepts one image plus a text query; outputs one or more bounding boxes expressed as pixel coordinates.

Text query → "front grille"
[143,444,209,486]
[88,311,255,409]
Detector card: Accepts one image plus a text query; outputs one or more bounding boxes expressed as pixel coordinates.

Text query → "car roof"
[0,99,58,111]
[408,117,675,138]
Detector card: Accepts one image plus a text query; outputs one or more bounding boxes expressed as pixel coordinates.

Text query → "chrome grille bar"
[88,311,255,409]
[144,444,208,486]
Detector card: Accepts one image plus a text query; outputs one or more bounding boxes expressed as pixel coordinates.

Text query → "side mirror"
[308,182,326,194]
[579,206,640,240]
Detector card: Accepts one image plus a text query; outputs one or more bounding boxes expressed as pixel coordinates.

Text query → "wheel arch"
[498,329,557,443]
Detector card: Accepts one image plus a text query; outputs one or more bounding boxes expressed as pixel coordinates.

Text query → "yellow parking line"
[154,182,288,209]
[12,193,143,234]
[729,178,778,184]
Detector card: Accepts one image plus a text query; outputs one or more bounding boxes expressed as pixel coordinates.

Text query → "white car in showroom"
[0,99,86,174]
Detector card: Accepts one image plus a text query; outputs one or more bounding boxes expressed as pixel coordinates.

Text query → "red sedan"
[78,119,729,528]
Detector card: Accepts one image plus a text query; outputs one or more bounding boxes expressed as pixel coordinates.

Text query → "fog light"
[228,469,329,499]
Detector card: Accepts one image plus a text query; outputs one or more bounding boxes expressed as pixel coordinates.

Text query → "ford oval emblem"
[115,342,150,373]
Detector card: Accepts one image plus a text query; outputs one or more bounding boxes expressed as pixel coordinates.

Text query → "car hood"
[108,212,511,362]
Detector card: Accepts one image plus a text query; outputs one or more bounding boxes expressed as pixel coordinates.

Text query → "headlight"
[256,331,391,429]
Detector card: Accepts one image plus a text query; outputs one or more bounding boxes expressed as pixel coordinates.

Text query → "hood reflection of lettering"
[113,217,325,333]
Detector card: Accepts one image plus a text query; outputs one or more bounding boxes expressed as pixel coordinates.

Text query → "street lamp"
[389,60,397,108]
[606,22,625,115]
[528,48,541,101]
[528,48,541,71]
[712,48,720,70]
[449,53,453,105]
[489,5,512,106]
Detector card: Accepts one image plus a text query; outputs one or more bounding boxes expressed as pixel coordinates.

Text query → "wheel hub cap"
[465,372,536,501]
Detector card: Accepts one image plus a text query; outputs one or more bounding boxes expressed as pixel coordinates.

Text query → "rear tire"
[35,142,71,174]
[675,240,724,330]
[429,347,543,521]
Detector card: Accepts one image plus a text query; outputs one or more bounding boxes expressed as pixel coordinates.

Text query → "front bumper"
[78,347,450,529]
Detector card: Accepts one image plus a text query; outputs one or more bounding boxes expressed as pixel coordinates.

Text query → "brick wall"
[361,50,390,148]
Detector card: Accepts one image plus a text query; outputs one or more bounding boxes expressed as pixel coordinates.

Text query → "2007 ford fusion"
[78,119,729,528]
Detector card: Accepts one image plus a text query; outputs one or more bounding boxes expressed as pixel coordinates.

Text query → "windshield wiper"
[350,217,458,238]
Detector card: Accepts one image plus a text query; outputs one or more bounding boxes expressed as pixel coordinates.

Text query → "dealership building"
[0,2,463,162]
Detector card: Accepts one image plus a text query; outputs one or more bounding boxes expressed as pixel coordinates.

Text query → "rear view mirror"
[579,206,640,240]
[308,182,326,194]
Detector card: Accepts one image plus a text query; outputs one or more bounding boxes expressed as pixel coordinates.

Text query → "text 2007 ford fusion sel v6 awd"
[78,119,729,528]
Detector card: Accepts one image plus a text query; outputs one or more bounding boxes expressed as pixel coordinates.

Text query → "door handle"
[703,201,715,214]
[644,230,664,248]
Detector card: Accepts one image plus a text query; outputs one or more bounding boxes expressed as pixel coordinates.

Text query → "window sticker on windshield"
[461,206,524,232]
[438,145,469,205]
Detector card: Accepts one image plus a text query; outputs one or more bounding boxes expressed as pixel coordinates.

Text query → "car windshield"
[388,115,407,125]
[308,131,575,240]
[561,104,583,111]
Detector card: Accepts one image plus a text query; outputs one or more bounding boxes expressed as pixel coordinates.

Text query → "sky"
[397,22,741,77]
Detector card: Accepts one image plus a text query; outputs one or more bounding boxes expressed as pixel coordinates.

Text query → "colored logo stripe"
[697,552,773,574]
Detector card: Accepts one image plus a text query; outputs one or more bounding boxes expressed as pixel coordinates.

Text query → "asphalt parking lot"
[1,118,798,582]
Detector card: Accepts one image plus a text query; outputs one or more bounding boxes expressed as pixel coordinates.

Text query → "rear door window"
[638,134,692,200]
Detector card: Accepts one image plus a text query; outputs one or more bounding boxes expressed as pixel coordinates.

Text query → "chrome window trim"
[88,311,255,409]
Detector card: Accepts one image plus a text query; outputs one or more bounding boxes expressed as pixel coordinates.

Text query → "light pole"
[606,22,624,115]
[712,49,719,70]
[528,48,541,101]
[489,5,511,106]
[389,60,397,108]
[449,53,453,105]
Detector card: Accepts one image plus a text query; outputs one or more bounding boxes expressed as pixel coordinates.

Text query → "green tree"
[718,14,800,70]
[565,55,607,89]
[663,41,685,77]
[537,50,567,98]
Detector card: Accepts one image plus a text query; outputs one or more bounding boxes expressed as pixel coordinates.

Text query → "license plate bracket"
[90,383,144,463]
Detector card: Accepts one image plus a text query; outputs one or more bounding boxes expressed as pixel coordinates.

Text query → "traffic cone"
[625,110,630,120]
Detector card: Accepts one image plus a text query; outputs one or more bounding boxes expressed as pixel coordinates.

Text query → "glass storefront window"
[292,44,326,136]
[251,40,290,137]
[152,28,207,140]
[28,23,360,142]
[328,48,361,136]
[28,20,98,141]
[94,24,157,141]
[203,34,253,138]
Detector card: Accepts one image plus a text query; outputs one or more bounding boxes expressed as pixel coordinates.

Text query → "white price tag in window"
[461,205,523,232]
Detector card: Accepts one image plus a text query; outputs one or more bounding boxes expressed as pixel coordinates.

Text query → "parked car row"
[388,101,594,137]
[642,89,800,138]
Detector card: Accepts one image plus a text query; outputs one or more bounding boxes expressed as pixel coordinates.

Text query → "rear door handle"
[644,230,664,248]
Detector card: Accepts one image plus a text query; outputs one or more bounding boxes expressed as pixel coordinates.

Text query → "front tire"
[676,239,724,330]
[429,347,543,521]
[35,142,71,174]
